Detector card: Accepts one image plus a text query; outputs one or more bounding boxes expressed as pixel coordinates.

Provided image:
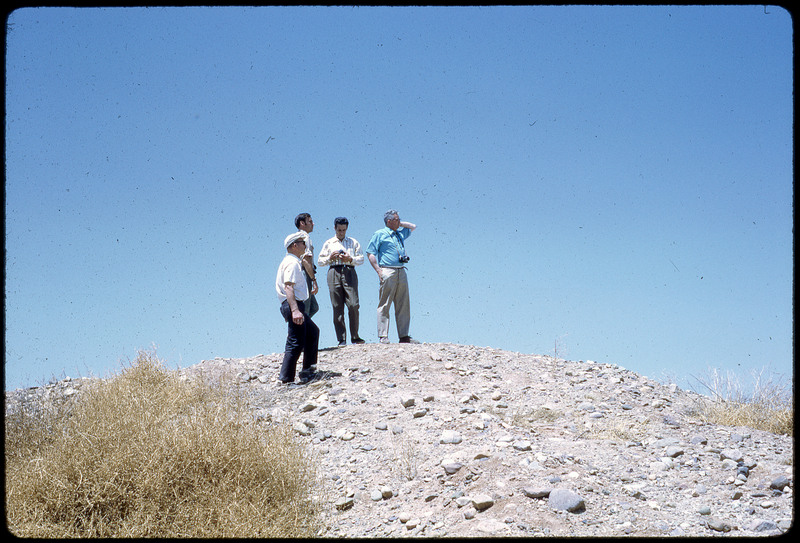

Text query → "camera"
[399,255,410,263]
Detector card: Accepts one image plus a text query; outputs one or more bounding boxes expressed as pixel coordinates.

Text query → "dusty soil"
[176,342,794,537]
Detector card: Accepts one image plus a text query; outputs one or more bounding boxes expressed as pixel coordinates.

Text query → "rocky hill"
[180,342,793,537]
[7,342,793,537]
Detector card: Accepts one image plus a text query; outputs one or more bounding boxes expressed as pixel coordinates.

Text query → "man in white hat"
[275,231,320,384]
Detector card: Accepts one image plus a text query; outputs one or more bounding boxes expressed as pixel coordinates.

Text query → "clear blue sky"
[5,6,793,394]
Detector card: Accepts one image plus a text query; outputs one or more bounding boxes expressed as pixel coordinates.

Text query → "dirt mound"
[179,342,793,537]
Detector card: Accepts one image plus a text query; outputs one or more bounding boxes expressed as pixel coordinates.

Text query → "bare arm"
[367,253,383,282]
[284,283,304,324]
[301,256,318,295]
[400,221,416,232]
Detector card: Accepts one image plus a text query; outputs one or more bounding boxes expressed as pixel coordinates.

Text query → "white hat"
[284,231,306,249]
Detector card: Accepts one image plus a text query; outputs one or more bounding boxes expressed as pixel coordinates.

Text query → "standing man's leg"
[343,266,361,342]
[279,300,305,382]
[376,268,398,341]
[328,267,347,344]
[298,316,319,381]
[394,268,411,339]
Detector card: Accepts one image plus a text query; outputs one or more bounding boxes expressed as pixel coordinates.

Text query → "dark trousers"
[279,299,319,382]
[327,265,360,342]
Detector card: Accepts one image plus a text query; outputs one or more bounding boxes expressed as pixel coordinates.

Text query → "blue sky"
[4,6,793,394]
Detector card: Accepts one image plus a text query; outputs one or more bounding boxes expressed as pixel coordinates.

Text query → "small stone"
[548,489,585,512]
[513,440,532,451]
[692,484,708,497]
[746,519,778,532]
[335,496,354,510]
[293,422,311,436]
[475,518,508,534]
[770,475,790,491]
[720,448,743,462]
[664,445,684,458]
[522,487,551,499]
[471,494,495,511]
[440,430,462,444]
[706,518,732,532]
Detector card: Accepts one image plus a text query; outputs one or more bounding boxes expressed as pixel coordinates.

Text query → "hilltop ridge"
[177,341,793,537]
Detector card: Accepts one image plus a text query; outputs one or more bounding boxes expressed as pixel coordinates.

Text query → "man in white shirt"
[276,231,319,384]
[317,217,365,346]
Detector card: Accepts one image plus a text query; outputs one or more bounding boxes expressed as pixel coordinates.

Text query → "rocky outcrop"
[182,342,794,537]
[7,342,793,537]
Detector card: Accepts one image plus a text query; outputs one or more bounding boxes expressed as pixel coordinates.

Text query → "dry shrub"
[691,367,793,436]
[5,352,322,538]
[585,418,651,442]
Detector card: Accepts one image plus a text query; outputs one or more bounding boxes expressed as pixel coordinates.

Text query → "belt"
[329,264,354,269]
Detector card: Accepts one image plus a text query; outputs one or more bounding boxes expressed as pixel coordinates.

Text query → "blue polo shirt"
[366,226,411,267]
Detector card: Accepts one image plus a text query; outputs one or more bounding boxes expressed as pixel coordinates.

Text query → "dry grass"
[584,418,652,442]
[5,352,323,538]
[389,434,419,481]
[690,367,793,436]
[511,405,562,428]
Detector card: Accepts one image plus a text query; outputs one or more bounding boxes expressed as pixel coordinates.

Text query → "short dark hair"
[334,217,349,227]
[294,213,311,229]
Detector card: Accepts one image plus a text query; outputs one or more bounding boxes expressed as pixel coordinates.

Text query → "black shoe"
[298,371,318,384]
[352,337,365,344]
[338,340,347,347]
[399,336,420,344]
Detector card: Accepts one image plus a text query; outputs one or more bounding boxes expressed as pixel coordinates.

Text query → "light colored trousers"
[377,267,410,339]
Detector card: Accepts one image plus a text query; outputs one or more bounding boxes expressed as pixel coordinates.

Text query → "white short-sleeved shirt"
[276,253,308,303]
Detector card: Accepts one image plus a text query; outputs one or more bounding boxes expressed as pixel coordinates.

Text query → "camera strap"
[392,231,406,257]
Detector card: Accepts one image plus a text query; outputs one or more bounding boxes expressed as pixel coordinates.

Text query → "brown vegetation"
[5,352,323,538]
[691,367,793,436]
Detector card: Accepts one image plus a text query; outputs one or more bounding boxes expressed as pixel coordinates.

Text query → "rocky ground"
[7,342,794,537]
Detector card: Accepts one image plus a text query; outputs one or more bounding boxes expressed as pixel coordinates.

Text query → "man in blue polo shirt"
[366,210,420,344]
